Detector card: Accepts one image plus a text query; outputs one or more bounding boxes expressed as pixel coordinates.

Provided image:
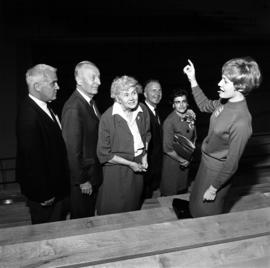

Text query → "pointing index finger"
[187,59,194,68]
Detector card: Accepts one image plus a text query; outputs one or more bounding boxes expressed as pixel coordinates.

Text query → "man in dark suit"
[16,64,70,224]
[61,61,102,219]
[142,80,163,199]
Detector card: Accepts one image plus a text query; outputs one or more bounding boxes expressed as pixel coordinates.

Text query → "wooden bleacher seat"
[1,183,269,228]
[91,235,270,267]
[0,207,177,246]
[1,207,269,267]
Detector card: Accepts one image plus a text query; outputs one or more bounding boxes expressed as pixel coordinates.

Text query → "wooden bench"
[0,206,177,246]
[1,182,269,228]
[1,207,270,267]
[91,235,270,267]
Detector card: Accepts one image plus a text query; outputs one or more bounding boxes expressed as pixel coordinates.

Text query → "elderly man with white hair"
[16,64,70,224]
[61,61,102,219]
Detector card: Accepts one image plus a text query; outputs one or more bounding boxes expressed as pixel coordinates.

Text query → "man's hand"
[203,185,217,202]
[40,197,55,206]
[183,59,198,87]
[80,181,93,195]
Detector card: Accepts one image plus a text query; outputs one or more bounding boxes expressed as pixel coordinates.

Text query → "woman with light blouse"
[97,75,151,215]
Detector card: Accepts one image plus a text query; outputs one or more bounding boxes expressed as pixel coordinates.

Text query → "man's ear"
[34,82,40,92]
[172,103,175,109]
[143,91,147,99]
[75,75,82,86]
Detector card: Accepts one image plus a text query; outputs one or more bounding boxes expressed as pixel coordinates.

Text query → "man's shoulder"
[17,97,40,120]
[62,91,86,110]
[139,102,149,113]
[143,101,153,111]
[143,101,150,109]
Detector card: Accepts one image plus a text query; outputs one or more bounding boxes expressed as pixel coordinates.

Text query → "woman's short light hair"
[110,75,139,99]
[26,64,56,89]
[222,57,262,96]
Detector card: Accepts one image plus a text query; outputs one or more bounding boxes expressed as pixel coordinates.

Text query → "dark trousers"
[27,196,70,224]
[70,185,98,219]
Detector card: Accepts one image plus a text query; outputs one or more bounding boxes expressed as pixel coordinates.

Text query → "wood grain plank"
[1,207,270,267]
[87,234,270,268]
[0,207,177,246]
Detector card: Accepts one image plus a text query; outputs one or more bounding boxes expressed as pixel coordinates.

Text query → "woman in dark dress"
[183,57,262,217]
[97,75,151,215]
[160,90,196,196]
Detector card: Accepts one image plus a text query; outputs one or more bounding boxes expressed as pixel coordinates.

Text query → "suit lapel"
[27,97,62,132]
[74,91,100,121]
[145,102,159,125]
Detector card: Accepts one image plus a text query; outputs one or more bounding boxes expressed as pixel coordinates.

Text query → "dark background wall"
[1,0,270,158]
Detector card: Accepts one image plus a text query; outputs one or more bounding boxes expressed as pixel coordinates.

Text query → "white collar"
[145,100,156,114]
[112,102,142,123]
[76,88,92,103]
[29,94,47,109]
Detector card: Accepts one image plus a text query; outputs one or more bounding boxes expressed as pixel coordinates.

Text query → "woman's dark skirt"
[189,152,232,217]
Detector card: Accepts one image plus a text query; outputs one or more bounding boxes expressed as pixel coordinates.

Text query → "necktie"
[154,108,161,124]
[47,105,56,122]
[89,99,101,119]
[47,104,61,128]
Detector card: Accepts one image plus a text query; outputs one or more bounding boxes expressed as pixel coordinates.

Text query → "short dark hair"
[170,89,188,104]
